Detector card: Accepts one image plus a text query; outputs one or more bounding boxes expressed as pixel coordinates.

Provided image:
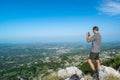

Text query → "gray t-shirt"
[90,33,101,53]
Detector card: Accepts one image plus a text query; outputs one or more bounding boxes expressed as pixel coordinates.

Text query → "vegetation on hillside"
[102,55,120,69]
[0,42,120,79]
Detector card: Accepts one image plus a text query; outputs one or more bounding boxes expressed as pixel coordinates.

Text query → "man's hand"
[86,32,90,37]
[86,32,91,42]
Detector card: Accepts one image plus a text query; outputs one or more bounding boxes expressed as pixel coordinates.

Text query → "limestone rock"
[58,66,85,80]
[98,65,120,80]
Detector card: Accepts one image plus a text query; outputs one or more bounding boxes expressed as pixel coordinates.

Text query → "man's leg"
[96,60,100,69]
[88,59,96,71]
[95,60,100,80]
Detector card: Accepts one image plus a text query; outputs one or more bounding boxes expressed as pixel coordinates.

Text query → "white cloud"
[99,0,120,15]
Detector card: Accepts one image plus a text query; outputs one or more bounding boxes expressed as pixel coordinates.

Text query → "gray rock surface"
[58,65,120,80]
[58,66,85,80]
[98,65,120,80]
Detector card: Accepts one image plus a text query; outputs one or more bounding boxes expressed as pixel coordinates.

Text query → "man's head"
[93,26,99,34]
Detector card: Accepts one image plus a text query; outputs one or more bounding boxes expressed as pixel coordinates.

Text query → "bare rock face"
[58,66,120,80]
[98,65,120,80]
[58,66,85,80]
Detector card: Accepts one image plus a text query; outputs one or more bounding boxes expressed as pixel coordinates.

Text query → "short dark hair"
[93,26,99,31]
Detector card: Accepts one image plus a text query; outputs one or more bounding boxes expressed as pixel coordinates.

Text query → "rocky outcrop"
[33,65,120,80]
[98,65,120,80]
[58,66,85,80]
[58,66,120,80]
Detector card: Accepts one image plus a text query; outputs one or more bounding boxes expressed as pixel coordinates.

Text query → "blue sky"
[0,0,120,43]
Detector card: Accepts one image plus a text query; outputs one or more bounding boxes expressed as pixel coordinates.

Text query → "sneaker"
[92,72,99,80]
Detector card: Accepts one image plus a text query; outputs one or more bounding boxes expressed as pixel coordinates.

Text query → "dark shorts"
[89,52,99,60]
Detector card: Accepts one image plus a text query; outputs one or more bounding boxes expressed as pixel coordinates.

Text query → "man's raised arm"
[86,32,91,42]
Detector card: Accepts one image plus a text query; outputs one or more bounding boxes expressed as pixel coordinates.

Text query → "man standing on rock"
[86,26,101,78]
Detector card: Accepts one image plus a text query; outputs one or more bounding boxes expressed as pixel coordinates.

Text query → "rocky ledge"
[58,65,120,80]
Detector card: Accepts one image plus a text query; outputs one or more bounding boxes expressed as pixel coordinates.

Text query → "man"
[86,26,101,78]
